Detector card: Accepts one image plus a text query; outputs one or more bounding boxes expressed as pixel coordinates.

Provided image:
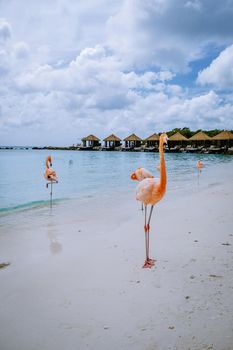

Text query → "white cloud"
[185,0,202,11]
[106,0,233,72]
[1,1,233,145]
[1,41,233,146]
[0,49,9,74]
[0,18,11,43]
[14,42,30,59]
[14,45,175,99]
[197,44,233,89]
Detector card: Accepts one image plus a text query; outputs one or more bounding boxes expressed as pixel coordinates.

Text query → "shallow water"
[0,149,233,214]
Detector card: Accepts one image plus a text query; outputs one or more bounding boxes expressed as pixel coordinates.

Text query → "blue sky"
[0,0,233,146]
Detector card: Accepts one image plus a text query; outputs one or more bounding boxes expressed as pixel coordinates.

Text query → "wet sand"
[0,162,233,350]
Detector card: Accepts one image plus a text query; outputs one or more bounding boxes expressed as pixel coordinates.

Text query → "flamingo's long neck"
[46,159,50,169]
[159,138,166,192]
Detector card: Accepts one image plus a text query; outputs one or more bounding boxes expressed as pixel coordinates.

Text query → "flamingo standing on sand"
[131,133,168,268]
[44,155,58,207]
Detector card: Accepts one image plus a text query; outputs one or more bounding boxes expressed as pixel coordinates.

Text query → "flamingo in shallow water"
[44,155,58,183]
[44,155,58,207]
[196,160,204,172]
[196,160,204,184]
[131,133,168,268]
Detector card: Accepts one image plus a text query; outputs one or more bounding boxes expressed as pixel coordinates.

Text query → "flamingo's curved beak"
[130,172,137,180]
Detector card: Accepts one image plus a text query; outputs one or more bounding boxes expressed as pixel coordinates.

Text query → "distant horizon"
[1,127,232,148]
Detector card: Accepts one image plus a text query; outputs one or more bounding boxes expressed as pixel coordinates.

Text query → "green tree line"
[166,128,233,138]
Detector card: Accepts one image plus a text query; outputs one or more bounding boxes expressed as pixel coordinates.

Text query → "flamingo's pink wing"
[140,168,154,179]
[136,178,157,203]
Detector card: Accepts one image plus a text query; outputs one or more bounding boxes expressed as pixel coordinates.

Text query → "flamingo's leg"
[144,205,148,259]
[50,181,53,208]
[146,205,155,266]
[143,205,154,269]
[141,203,144,211]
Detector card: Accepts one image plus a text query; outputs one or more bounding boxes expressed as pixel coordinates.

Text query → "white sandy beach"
[0,162,233,350]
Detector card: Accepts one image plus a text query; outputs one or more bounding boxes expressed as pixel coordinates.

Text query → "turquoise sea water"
[0,149,233,213]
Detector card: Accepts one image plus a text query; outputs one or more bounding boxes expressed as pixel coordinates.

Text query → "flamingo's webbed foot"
[148,258,156,265]
[142,259,155,268]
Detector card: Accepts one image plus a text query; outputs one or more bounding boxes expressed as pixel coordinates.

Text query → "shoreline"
[1,146,233,155]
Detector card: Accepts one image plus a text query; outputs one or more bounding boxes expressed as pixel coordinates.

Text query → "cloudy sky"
[1,0,233,146]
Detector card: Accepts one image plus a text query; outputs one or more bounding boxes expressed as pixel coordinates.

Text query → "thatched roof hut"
[82,134,100,142]
[124,133,142,141]
[212,130,233,148]
[188,131,212,148]
[82,134,100,148]
[144,133,160,141]
[189,131,211,141]
[124,133,142,148]
[169,132,188,141]
[103,134,121,142]
[144,133,159,147]
[103,134,121,148]
[212,131,233,140]
[168,132,188,149]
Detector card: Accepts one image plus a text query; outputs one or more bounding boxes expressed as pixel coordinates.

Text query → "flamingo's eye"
[131,173,137,180]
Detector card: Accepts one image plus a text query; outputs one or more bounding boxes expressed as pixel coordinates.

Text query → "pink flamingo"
[131,168,155,210]
[44,155,58,183]
[44,155,58,207]
[196,160,204,172]
[131,133,168,268]
[196,160,204,184]
[131,167,154,181]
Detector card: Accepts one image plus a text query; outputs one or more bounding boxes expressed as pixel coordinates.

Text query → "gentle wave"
[0,198,66,215]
